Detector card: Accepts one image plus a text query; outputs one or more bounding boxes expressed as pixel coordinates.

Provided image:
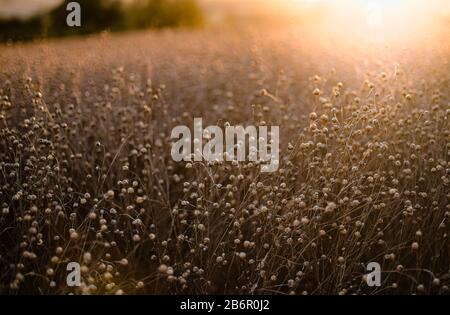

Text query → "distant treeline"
[0,0,204,42]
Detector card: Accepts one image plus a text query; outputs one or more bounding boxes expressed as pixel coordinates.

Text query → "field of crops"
[0,26,449,294]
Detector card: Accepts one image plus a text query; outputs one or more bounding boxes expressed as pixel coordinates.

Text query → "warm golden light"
[281,0,449,44]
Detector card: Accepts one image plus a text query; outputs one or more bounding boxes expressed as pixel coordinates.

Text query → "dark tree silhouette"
[48,0,123,36]
[0,0,204,42]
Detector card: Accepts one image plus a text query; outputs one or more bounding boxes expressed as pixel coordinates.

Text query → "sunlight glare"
[287,0,449,44]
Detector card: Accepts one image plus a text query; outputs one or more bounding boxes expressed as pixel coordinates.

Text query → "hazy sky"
[0,0,62,18]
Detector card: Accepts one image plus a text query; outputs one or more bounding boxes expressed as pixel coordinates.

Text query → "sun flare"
[285,0,449,43]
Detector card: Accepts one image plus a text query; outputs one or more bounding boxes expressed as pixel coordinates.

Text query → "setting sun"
[282,0,450,42]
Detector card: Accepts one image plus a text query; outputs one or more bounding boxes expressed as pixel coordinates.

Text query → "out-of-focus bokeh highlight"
[0,0,449,42]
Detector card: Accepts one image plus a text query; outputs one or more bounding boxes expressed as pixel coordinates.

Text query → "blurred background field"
[1,0,449,42]
[0,0,204,42]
